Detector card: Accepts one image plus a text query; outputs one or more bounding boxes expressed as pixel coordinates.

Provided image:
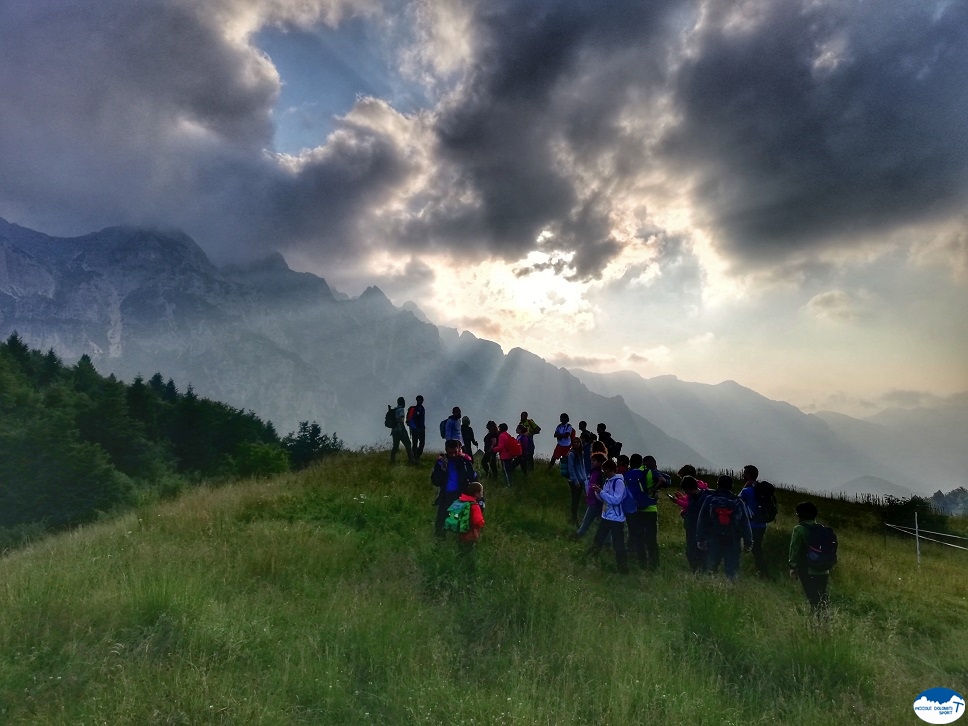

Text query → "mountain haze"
[0,218,706,467]
[570,368,965,495]
[3,217,963,494]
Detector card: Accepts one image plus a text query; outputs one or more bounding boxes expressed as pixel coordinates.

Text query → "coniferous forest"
[0,333,342,545]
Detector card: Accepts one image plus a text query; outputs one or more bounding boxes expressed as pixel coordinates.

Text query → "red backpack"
[507,436,523,457]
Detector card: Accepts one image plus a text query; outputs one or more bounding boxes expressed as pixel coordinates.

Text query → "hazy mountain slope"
[571,369,895,492]
[815,407,966,494]
[0,218,708,465]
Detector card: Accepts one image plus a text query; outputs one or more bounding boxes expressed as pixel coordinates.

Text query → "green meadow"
[1,452,966,725]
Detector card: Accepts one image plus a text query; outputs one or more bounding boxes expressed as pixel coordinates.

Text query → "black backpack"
[752,481,778,524]
[384,405,396,429]
[805,523,838,570]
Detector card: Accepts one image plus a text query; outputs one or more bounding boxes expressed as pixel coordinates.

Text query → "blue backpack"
[621,486,639,515]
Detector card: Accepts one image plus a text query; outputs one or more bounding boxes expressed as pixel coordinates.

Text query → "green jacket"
[788,520,830,575]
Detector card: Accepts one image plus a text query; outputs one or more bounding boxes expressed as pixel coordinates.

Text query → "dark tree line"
[0,333,342,541]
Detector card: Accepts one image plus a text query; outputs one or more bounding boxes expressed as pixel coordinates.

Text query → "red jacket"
[458,493,485,542]
[493,431,517,461]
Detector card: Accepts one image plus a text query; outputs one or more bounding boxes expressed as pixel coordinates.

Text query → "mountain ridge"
[0,218,709,468]
[3,217,964,494]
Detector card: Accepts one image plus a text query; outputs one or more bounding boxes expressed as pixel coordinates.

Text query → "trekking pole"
[915,512,921,567]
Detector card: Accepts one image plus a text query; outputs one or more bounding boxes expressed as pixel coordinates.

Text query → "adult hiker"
[578,420,596,472]
[493,423,526,487]
[739,464,775,578]
[390,396,415,464]
[460,416,478,459]
[678,476,711,572]
[408,395,426,462]
[595,422,622,460]
[443,406,463,445]
[431,438,479,537]
[549,413,575,468]
[574,452,607,539]
[638,455,671,570]
[519,411,540,471]
[788,501,836,616]
[697,474,753,581]
[560,436,588,527]
[480,420,500,478]
[623,453,650,570]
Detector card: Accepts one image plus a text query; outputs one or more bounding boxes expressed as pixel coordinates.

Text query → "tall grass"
[1,453,965,724]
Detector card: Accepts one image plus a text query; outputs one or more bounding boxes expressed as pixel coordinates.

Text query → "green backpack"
[444,500,472,533]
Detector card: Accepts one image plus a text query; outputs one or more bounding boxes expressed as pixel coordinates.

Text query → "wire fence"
[885,523,968,552]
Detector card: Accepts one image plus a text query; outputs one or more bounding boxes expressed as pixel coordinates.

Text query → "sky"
[1,0,966,417]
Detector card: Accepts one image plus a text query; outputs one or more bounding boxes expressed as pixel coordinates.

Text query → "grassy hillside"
[1,453,966,725]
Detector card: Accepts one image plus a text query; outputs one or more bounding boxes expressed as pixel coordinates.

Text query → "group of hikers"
[388,399,837,615]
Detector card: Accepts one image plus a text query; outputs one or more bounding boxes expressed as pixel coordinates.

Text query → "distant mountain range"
[2,217,965,496]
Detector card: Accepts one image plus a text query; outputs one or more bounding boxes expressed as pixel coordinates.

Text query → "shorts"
[552,443,572,460]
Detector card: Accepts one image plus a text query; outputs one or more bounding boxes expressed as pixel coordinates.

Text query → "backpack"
[444,499,472,533]
[805,523,838,570]
[439,419,448,439]
[384,405,396,429]
[752,481,778,524]
[707,494,742,538]
[406,406,416,425]
[506,436,523,458]
[620,481,638,515]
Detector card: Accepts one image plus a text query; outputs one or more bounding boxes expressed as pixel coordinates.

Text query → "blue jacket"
[430,455,477,493]
[444,415,463,443]
[564,450,587,486]
[739,484,766,530]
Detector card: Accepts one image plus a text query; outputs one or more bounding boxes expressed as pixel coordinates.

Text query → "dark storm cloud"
[267,106,416,258]
[396,0,681,279]
[662,0,968,266]
[0,1,406,262]
[0,2,277,242]
[2,0,965,280]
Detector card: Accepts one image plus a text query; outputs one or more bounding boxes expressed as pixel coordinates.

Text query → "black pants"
[525,445,535,472]
[798,567,830,614]
[684,522,704,572]
[411,427,425,460]
[591,519,629,573]
[481,450,497,476]
[626,511,648,568]
[751,527,768,576]
[641,511,659,569]
[391,427,414,463]
[568,481,582,525]
[435,490,460,536]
